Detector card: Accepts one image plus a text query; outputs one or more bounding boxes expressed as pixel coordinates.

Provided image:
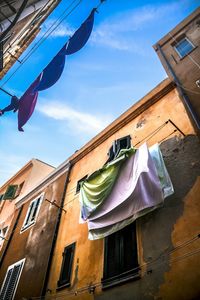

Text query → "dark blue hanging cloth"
[35,46,66,92]
[65,8,95,55]
[35,8,96,92]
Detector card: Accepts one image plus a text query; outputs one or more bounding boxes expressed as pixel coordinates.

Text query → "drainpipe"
[0,205,23,268]
[155,43,200,131]
[41,161,73,298]
[0,0,49,33]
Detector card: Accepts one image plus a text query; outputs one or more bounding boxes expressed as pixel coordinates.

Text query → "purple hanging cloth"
[65,8,96,55]
[18,74,42,132]
[35,45,67,92]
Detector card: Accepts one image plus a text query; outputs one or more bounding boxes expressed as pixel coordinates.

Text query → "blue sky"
[0,0,198,186]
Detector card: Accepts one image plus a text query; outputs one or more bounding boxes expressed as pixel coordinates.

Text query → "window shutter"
[14,182,24,198]
[0,269,12,299]
[0,261,24,300]
[3,185,18,200]
[0,194,4,201]
[102,222,138,287]
[58,243,75,287]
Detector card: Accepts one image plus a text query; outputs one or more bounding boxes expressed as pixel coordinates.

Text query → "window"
[102,222,139,288]
[107,135,131,163]
[114,135,131,156]
[0,258,25,300]
[0,194,4,201]
[57,243,76,288]
[21,194,43,232]
[0,226,8,247]
[15,182,24,198]
[3,185,18,200]
[76,175,88,193]
[174,37,195,58]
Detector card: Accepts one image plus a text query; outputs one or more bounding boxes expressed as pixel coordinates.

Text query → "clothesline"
[29,233,200,299]
[0,1,106,131]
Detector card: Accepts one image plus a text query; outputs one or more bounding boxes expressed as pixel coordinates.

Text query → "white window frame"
[174,36,195,58]
[21,192,44,233]
[0,258,25,300]
[0,226,9,248]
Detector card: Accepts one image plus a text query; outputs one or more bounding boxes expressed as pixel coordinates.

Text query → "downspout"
[156,43,200,131]
[0,0,49,33]
[0,205,23,268]
[41,161,73,297]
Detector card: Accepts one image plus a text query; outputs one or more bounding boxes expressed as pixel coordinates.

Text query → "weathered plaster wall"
[155,8,200,123]
[0,160,54,251]
[94,135,200,300]
[0,172,66,300]
[46,88,198,300]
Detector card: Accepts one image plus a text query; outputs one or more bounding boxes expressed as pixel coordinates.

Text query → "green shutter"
[3,185,18,200]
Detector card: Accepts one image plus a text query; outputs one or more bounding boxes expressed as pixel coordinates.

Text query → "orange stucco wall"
[46,86,196,299]
[0,160,54,250]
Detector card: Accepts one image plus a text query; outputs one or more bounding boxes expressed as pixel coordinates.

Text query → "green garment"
[80,148,136,219]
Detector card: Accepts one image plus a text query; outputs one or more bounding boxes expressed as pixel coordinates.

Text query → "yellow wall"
[47,86,195,299]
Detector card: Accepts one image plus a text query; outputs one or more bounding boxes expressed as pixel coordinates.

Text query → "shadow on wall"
[95,134,200,300]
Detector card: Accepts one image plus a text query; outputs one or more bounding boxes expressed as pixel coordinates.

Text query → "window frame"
[102,222,139,288]
[21,193,44,233]
[0,258,25,300]
[76,175,88,194]
[0,226,9,249]
[106,135,131,163]
[3,185,18,200]
[57,242,76,289]
[174,36,195,58]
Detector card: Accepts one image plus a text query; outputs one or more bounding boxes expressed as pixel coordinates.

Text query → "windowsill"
[178,46,197,61]
[56,282,71,290]
[102,271,140,290]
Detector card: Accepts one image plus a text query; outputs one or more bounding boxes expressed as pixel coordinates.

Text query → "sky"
[0,0,199,186]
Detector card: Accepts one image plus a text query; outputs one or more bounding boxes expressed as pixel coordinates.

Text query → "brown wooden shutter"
[102,222,138,287]
[57,243,76,287]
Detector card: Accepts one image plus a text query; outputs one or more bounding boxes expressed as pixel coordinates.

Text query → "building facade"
[0,158,54,251]
[0,7,200,300]
[0,0,62,78]
[45,79,200,300]
[0,159,70,299]
[153,7,200,133]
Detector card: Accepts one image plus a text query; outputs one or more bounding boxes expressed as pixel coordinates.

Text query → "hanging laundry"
[35,9,96,92]
[87,144,163,238]
[18,74,42,132]
[0,96,19,116]
[34,45,67,92]
[79,143,174,240]
[80,148,136,221]
[65,8,96,55]
[149,143,174,198]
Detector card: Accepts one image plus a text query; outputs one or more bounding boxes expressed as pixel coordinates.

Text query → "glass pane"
[175,38,194,57]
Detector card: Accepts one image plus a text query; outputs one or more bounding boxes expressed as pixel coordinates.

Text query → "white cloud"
[40,19,75,38]
[37,101,112,135]
[90,1,181,51]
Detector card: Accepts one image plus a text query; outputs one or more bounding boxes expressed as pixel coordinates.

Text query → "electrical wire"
[0,0,82,90]
[168,32,200,70]
[29,236,200,299]
[0,0,77,62]
[0,0,54,60]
